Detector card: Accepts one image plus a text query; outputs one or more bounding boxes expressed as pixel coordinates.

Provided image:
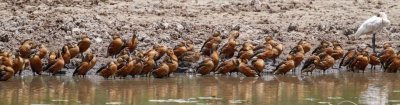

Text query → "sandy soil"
[0,0,399,74]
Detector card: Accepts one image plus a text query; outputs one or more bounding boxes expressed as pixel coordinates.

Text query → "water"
[1,72,400,105]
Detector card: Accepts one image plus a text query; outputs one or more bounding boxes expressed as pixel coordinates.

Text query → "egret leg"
[372,33,376,53]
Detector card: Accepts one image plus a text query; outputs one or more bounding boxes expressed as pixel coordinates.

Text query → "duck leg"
[372,33,376,53]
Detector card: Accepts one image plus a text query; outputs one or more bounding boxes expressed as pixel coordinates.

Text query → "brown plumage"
[271,44,284,65]
[254,36,283,64]
[238,59,257,77]
[210,44,219,73]
[117,50,130,63]
[273,55,295,75]
[311,40,332,55]
[220,39,237,59]
[216,58,239,75]
[379,43,395,67]
[78,35,91,54]
[252,44,274,60]
[73,59,90,77]
[331,41,345,60]
[107,35,125,58]
[73,53,95,77]
[30,52,43,75]
[154,44,167,61]
[67,43,80,58]
[129,52,144,77]
[349,51,369,72]
[19,40,36,58]
[186,40,194,51]
[196,58,214,75]
[220,31,240,59]
[174,42,188,58]
[152,62,170,78]
[165,48,178,76]
[144,48,159,60]
[237,42,254,60]
[369,53,380,70]
[116,58,135,78]
[12,54,25,76]
[298,40,312,54]
[0,65,14,81]
[88,53,97,71]
[48,51,57,64]
[97,61,118,79]
[289,45,305,72]
[126,34,139,56]
[201,31,222,56]
[45,52,65,75]
[251,58,265,76]
[38,44,48,59]
[61,45,71,65]
[384,51,400,73]
[140,55,156,76]
[0,51,10,57]
[179,51,201,64]
[264,36,277,46]
[316,48,335,73]
[301,55,320,74]
[339,48,358,69]
[1,54,13,67]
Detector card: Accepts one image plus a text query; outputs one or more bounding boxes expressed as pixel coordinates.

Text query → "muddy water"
[1,72,400,105]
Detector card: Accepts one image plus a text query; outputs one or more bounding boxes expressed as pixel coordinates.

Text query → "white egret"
[353,12,390,53]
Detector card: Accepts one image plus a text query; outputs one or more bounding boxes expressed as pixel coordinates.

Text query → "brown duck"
[67,43,80,59]
[126,34,139,56]
[251,58,265,76]
[196,58,214,75]
[173,41,188,58]
[38,44,48,59]
[289,45,305,73]
[0,65,14,81]
[19,39,36,58]
[201,31,222,56]
[96,61,118,79]
[78,34,91,53]
[73,53,95,77]
[384,51,400,73]
[349,51,369,72]
[237,42,254,60]
[45,52,65,75]
[12,53,25,76]
[152,62,170,78]
[369,53,380,70]
[301,55,320,74]
[238,59,257,77]
[107,35,125,58]
[220,31,240,59]
[273,55,295,75]
[30,52,43,75]
[215,58,239,75]
[316,48,335,74]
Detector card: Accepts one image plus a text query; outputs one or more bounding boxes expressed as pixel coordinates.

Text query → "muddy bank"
[0,0,399,75]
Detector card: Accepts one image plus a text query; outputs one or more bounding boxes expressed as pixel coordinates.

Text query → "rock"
[287,23,298,32]
[65,36,73,40]
[232,24,241,31]
[176,23,184,31]
[94,37,102,43]
[72,28,80,32]
[0,35,9,42]
[161,23,169,29]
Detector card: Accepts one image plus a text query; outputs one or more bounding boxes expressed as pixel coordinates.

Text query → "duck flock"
[0,12,396,81]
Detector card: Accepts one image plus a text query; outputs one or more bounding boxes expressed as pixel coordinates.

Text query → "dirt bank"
[0,0,399,75]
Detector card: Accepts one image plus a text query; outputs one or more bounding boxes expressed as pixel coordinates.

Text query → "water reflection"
[0,73,400,105]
